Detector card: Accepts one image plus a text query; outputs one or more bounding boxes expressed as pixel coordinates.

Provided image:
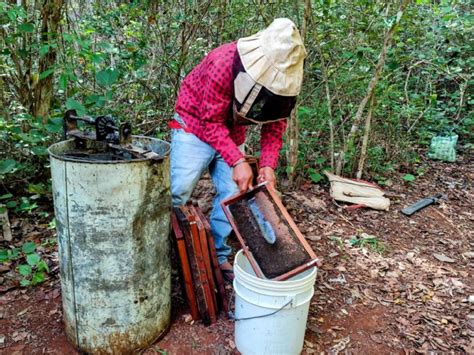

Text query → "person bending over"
[170,18,306,280]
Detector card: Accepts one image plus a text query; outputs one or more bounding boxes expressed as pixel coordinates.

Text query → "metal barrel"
[49,136,171,354]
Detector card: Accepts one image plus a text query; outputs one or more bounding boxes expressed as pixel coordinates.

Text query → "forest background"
[0,0,472,215]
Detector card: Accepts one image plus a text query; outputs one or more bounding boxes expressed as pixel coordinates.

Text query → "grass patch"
[349,233,385,254]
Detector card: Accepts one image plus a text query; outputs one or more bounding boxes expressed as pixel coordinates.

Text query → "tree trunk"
[315,39,335,171]
[356,94,376,179]
[335,0,410,176]
[33,0,65,121]
[0,75,8,121]
[286,0,311,185]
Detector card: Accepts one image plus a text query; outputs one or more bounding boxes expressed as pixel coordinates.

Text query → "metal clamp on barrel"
[62,110,162,161]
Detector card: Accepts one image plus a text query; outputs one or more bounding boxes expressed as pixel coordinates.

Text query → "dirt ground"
[0,153,473,354]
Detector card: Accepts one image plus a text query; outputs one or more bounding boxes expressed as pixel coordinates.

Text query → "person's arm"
[258,119,287,189]
[194,62,243,167]
[193,57,253,191]
[260,119,287,169]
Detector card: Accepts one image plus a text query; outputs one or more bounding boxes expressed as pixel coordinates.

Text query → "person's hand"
[232,159,254,192]
[257,167,276,191]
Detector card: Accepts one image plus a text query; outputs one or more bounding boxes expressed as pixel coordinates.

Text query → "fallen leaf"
[430,336,450,350]
[406,252,415,260]
[450,278,464,289]
[51,288,60,299]
[9,344,26,355]
[370,333,383,344]
[350,288,361,300]
[48,309,57,316]
[293,194,327,210]
[329,274,346,284]
[386,271,400,278]
[433,253,456,263]
[304,340,314,348]
[397,317,410,327]
[12,331,28,342]
[16,307,30,317]
[307,324,322,336]
[330,336,350,354]
[467,319,474,331]
[226,338,236,349]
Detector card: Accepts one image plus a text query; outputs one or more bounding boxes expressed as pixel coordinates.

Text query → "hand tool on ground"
[401,193,444,216]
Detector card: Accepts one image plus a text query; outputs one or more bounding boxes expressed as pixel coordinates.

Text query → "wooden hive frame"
[221,183,321,281]
[192,203,229,313]
[171,203,228,325]
[171,212,199,320]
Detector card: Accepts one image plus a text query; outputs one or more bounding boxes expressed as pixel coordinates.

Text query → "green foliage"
[0,248,20,263]
[402,173,416,182]
[22,241,36,254]
[308,169,323,184]
[0,111,59,214]
[96,69,120,87]
[47,218,56,230]
[0,159,19,174]
[1,241,49,287]
[295,0,472,177]
[329,235,344,249]
[349,233,385,254]
[0,0,472,196]
[0,114,61,164]
[65,98,86,116]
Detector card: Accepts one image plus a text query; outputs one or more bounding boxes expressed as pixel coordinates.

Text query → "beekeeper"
[170,18,306,280]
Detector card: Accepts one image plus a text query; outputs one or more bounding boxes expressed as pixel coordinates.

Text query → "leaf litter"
[284,154,473,353]
[0,154,472,354]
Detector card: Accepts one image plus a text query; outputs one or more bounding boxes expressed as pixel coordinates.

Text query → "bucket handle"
[228,295,293,322]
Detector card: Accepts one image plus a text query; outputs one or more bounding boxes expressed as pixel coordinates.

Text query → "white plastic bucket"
[233,249,317,355]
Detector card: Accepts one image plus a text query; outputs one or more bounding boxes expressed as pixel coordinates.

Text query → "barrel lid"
[48,136,170,164]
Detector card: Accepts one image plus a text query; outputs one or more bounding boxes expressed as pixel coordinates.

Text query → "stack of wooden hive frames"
[171,202,228,325]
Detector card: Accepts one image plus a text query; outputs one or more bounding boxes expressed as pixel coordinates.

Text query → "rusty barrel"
[48,136,171,354]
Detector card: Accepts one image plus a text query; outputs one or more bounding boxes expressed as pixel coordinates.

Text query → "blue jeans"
[170,124,239,265]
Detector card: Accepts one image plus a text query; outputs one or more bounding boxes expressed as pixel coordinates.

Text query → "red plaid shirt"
[175,42,287,169]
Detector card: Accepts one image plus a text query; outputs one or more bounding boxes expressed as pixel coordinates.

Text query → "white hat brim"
[237,26,304,97]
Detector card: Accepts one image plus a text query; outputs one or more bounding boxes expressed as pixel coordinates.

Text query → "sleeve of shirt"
[194,58,244,167]
[260,119,287,169]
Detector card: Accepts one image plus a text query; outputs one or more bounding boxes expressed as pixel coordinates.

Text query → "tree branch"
[335,0,411,176]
